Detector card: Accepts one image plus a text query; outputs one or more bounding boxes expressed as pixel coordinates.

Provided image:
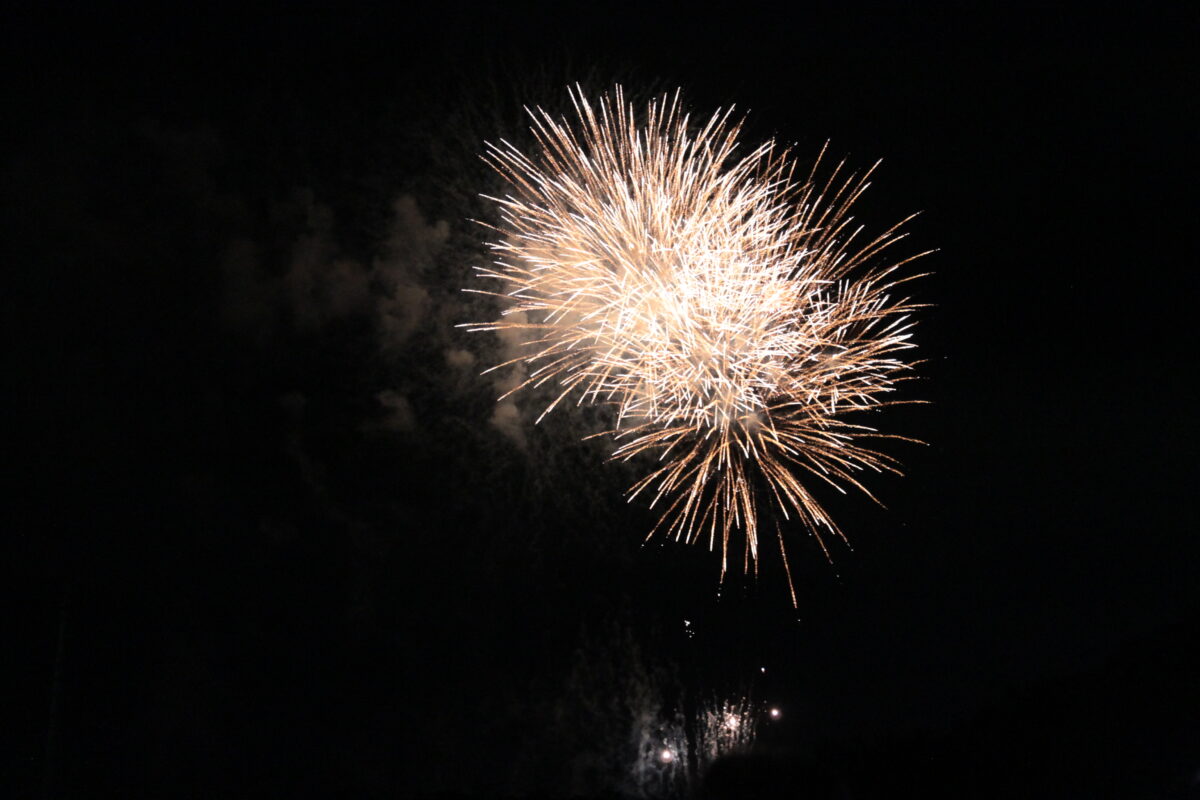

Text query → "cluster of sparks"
[468,87,927,602]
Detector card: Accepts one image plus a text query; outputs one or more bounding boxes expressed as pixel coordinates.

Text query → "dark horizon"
[11,3,1198,797]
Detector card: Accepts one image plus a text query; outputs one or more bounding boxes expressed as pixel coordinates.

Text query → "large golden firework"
[467,86,928,602]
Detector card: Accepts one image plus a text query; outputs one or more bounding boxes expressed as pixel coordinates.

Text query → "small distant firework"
[698,696,759,761]
[468,86,928,601]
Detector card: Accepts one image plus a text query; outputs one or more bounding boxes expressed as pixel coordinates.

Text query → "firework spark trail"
[466,86,929,601]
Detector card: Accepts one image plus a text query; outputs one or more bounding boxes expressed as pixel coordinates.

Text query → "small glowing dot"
[769,707,781,719]
[660,749,674,763]
[760,667,766,673]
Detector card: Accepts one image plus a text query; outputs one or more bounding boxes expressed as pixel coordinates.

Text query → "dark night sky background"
[10,3,1199,798]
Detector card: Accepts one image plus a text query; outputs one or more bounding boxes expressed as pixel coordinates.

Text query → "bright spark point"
[660,748,674,763]
[724,713,740,730]
[769,707,782,720]
[469,86,928,602]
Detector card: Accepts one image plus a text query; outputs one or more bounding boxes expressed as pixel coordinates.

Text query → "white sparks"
[469,86,928,601]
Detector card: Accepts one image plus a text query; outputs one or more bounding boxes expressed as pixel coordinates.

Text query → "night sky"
[12,4,1199,798]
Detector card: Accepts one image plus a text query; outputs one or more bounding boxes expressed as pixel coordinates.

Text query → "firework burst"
[466,86,928,602]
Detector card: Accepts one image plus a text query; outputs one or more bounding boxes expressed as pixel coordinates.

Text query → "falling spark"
[769,708,782,720]
[467,86,928,601]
